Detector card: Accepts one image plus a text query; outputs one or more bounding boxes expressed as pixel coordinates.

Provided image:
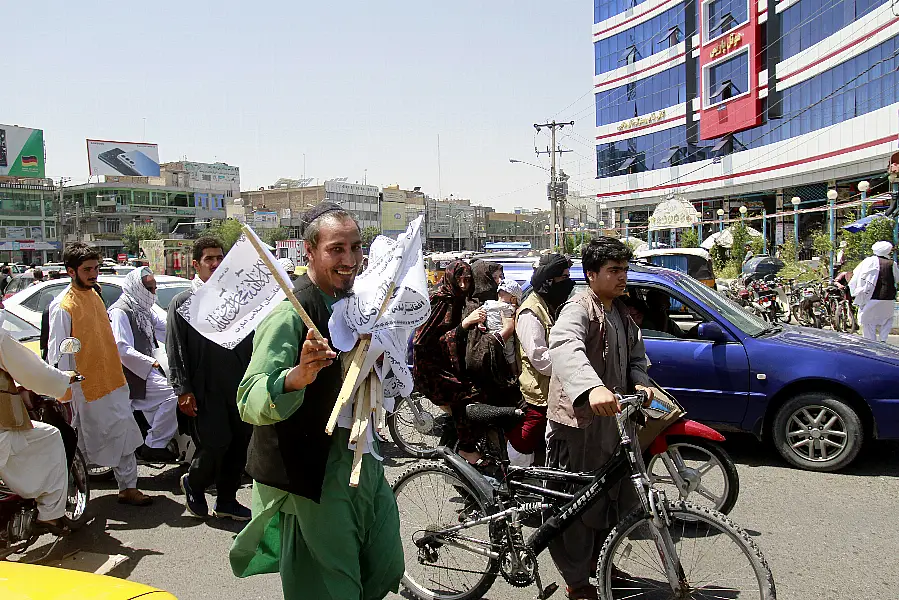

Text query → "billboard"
[381,200,408,236]
[87,139,160,177]
[0,124,45,178]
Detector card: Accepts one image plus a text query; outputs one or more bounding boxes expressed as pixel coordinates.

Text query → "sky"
[4,0,599,213]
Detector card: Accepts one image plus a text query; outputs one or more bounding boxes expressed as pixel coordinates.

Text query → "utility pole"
[534,120,574,250]
[57,177,71,256]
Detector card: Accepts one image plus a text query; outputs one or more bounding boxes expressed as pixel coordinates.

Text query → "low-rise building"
[485,210,551,250]
[241,178,380,232]
[0,177,61,263]
[62,179,224,258]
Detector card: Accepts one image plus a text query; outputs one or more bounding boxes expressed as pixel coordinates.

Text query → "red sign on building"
[699,0,763,140]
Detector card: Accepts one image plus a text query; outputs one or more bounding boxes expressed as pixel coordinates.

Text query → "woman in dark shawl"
[463,261,522,403]
[412,261,486,456]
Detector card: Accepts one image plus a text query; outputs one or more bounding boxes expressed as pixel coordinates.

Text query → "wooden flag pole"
[325,281,396,435]
[242,225,322,339]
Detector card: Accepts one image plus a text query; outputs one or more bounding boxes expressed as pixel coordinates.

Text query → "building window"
[595,65,687,127]
[781,0,883,61]
[705,49,749,107]
[594,5,686,75]
[704,0,748,42]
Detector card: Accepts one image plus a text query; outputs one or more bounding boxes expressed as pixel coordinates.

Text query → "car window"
[677,275,768,336]
[21,284,68,311]
[7,277,33,296]
[1,310,40,341]
[99,284,123,307]
[627,286,707,340]
[156,283,191,310]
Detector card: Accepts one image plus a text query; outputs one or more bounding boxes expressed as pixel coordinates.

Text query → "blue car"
[500,259,899,472]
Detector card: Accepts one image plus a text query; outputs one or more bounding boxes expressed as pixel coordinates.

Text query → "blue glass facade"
[596,0,649,24]
[781,0,884,60]
[595,66,688,126]
[707,51,750,101]
[594,5,686,75]
[596,33,899,178]
[707,0,748,38]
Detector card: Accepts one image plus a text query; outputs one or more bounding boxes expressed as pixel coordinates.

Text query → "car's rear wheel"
[772,392,863,472]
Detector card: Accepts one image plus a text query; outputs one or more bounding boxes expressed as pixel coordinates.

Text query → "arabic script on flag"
[177,226,292,349]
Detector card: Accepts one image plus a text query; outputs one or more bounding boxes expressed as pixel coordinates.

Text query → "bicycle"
[392,393,775,599]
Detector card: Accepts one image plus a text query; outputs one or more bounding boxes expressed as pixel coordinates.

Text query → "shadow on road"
[719,433,899,477]
[90,494,205,531]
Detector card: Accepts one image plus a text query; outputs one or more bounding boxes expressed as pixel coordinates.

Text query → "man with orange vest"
[48,242,153,507]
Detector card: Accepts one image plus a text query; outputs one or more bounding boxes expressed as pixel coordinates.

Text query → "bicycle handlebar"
[614,390,648,408]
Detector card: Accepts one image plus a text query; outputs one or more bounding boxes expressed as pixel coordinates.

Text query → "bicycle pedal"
[536,582,558,599]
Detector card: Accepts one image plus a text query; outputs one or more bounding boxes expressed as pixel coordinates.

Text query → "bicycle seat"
[465,404,524,426]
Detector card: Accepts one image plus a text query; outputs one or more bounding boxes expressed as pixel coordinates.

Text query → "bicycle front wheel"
[393,462,499,600]
[387,393,444,459]
[597,500,775,599]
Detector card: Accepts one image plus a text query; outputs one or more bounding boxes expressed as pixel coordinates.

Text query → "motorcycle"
[749,276,784,323]
[0,337,90,561]
[388,390,740,514]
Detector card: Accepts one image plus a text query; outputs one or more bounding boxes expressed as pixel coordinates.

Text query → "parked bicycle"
[392,393,775,600]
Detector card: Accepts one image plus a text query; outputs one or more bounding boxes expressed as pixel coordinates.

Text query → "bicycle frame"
[430,397,690,595]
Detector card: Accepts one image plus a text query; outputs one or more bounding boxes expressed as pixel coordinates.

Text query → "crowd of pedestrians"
[412,237,654,599]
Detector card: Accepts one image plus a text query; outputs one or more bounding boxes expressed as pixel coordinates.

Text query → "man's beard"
[73,273,95,290]
[333,278,354,299]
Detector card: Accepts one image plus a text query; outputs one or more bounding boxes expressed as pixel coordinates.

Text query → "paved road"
[14,433,898,599]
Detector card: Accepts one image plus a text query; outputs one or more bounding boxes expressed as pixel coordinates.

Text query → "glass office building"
[594,0,899,243]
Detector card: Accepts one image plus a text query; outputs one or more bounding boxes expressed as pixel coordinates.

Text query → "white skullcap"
[872,241,893,257]
[498,278,523,301]
[278,257,296,273]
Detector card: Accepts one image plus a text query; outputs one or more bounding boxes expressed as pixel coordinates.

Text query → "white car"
[3,274,191,328]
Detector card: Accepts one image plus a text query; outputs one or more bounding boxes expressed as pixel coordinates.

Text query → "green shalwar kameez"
[228,295,404,600]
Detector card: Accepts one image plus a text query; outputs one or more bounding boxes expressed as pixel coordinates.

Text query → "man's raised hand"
[285,329,337,392]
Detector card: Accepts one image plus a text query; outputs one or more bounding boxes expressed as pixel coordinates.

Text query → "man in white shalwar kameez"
[849,241,899,342]
[0,311,75,532]
[109,267,178,462]
[48,242,153,506]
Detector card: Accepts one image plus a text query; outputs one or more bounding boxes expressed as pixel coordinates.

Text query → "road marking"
[48,551,128,576]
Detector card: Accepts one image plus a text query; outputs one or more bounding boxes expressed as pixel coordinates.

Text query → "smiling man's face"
[305,216,363,297]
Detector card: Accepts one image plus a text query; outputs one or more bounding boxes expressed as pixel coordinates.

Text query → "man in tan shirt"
[547,237,653,600]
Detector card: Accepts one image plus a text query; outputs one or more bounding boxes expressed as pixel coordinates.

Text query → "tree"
[680,229,699,248]
[361,226,381,247]
[123,223,160,255]
[198,219,244,251]
[261,227,289,247]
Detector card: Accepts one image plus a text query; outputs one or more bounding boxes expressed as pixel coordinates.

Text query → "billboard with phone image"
[0,124,45,178]
[87,139,160,177]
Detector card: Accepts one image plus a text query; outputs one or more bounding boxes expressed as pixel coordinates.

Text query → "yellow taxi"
[0,562,177,599]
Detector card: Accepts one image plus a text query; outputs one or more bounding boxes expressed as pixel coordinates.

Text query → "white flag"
[328,216,430,399]
[176,227,292,349]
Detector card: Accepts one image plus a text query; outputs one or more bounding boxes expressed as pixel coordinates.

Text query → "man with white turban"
[849,241,899,341]
[109,267,178,461]
[277,257,298,283]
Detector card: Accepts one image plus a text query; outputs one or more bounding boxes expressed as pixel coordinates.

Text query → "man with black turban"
[508,254,574,466]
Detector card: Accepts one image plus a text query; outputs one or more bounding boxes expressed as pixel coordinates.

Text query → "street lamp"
[827,189,838,278]
[791,197,801,254]
[738,205,747,222]
[716,208,725,232]
[858,180,870,218]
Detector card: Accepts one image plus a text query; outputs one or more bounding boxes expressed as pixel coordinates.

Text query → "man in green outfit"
[229,203,404,599]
